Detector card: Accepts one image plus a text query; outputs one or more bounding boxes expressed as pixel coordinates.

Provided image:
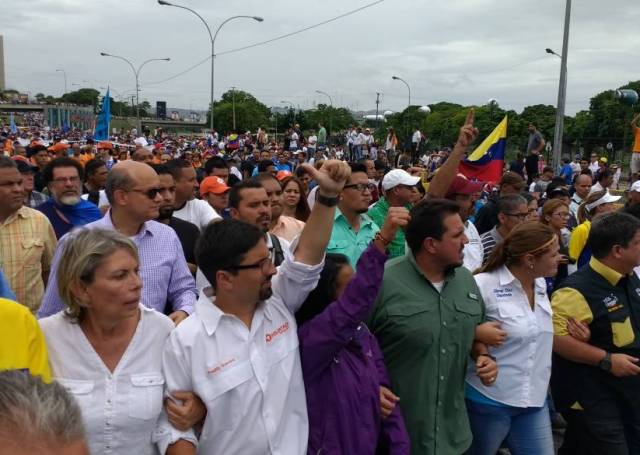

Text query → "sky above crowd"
[3,0,639,115]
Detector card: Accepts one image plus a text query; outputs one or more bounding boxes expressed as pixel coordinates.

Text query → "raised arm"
[293,160,350,266]
[428,109,479,198]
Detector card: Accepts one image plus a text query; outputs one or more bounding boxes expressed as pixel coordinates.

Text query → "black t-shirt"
[168,216,200,266]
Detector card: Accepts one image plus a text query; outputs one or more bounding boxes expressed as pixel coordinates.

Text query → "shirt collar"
[197,288,271,336]
[101,210,155,239]
[590,257,624,286]
[498,265,517,286]
[407,250,456,284]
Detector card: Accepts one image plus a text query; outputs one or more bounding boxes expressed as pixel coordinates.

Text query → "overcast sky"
[3,0,639,115]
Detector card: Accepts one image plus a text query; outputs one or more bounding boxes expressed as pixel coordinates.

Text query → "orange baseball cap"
[200,176,230,196]
[276,170,292,181]
[97,141,114,150]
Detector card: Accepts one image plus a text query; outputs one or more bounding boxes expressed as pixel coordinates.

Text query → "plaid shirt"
[37,211,197,318]
[26,191,48,209]
[0,206,57,312]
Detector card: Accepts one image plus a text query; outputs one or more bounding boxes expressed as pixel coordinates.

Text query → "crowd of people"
[1,109,640,455]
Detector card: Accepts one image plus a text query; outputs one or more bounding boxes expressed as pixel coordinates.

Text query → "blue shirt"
[559,164,573,184]
[327,208,379,267]
[0,268,16,301]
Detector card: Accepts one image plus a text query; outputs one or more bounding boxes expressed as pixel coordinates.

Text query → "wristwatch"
[598,352,612,372]
[316,193,339,207]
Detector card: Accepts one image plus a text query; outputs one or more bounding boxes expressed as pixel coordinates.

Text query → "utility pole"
[552,0,572,170]
[231,86,237,131]
[375,92,381,130]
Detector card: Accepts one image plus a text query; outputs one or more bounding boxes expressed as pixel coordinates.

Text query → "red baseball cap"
[445,175,484,198]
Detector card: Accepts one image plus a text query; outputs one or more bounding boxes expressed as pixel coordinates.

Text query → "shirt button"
[441,349,446,354]
[440,376,444,381]
[442,321,447,327]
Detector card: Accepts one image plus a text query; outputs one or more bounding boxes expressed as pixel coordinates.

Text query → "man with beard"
[155,160,351,455]
[151,164,200,275]
[38,161,196,324]
[327,162,379,266]
[369,199,497,455]
[36,157,102,239]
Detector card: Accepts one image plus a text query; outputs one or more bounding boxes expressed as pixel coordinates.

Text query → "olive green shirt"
[370,252,485,455]
[367,197,409,258]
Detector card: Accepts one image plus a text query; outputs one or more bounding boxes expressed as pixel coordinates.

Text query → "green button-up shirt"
[367,197,409,258]
[370,252,485,455]
[327,208,379,267]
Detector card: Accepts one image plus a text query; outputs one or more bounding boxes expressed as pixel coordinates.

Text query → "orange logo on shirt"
[265,321,289,343]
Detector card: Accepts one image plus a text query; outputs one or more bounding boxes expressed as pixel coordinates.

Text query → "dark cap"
[445,175,484,198]
[14,159,37,173]
[499,171,526,189]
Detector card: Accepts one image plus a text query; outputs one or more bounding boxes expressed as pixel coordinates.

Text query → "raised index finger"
[465,108,475,126]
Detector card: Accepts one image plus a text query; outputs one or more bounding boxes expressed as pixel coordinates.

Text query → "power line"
[144,0,384,86]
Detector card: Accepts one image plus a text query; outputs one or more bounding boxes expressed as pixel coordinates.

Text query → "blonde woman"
[39,229,203,455]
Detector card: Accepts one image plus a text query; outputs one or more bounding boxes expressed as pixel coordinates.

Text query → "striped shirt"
[26,191,48,209]
[37,211,197,318]
[480,226,503,265]
[0,206,57,312]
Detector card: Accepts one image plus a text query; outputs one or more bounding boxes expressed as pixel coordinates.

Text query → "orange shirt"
[79,153,95,166]
[634,127,640,153]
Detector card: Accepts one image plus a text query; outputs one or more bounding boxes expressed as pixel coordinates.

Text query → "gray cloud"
[3,0,639,115]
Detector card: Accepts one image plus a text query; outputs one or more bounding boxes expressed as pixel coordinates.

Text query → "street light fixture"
[392,75,411,108]
[315,90,333,145]
[546,48,562,59]
[157,0,263,133]
[55,69,67,95]
[100,52,170,132]
[549,0,572,170]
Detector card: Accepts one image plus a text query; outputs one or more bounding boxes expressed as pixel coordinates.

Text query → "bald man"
[38,161,197,324]
[132,147,154,164]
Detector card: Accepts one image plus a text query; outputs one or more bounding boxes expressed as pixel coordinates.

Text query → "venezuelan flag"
[459,115,507,183]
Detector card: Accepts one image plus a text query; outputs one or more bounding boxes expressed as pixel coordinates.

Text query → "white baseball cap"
[381,169,421,191]
[631,181,640,193]
[586,192,621,212]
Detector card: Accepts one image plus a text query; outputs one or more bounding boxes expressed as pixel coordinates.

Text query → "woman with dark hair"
[280,176,311,222]
[297,207,411,454]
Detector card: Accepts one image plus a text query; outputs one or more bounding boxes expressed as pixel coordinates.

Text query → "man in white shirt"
[156,160,351,455]
[167,158,220,231]
[570,173,592,219]
[445,175,485,271]
[411,128,422,162]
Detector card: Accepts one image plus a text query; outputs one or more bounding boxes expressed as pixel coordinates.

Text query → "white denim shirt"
[466,266,553,408]
[155,254,323,455]
[40,305,174,455]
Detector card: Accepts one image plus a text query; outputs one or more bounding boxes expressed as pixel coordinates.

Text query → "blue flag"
[94,89,111,141]
[9,113,17,134]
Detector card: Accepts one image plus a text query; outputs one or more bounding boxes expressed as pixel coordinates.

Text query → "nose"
[153,191,163,203]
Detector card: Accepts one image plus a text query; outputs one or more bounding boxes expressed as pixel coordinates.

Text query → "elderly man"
[0,157,57,313]
[35,157,102,239]
[0,371,89,455]
[37,161,197,324]
[15,159,48,208]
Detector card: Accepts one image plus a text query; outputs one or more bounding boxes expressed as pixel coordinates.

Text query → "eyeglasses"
[343,183,372,192]
[128,187,162,199]
[227,256,272,274]
[504,212,529,221]
[52,176,80,184]
[553,212,570,219]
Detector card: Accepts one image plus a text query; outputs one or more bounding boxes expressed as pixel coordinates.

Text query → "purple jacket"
[299,244,410,454]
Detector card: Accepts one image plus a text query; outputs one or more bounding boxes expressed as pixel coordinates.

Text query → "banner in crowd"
[459,115,508,183]
[94,89,111,141]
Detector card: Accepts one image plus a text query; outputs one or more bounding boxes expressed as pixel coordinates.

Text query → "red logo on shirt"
[207,358,236,375]
[265,321,289,343]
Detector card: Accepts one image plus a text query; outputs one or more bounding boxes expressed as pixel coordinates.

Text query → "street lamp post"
[55,69,67,95]
[315,89,333,146]
[157,0,263,133]
[392,75,411,108]
[100,52,170,133]
[548,0,572,170]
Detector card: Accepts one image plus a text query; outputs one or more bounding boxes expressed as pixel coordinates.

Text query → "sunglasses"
[128,187,162,199]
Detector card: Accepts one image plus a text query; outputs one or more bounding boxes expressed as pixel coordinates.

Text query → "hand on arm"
[165,391,206,432]
[169,311,189,326]
[471,341,498,386]
[379,385,400,419]
[427,109,479,198]
[474,321,507,347]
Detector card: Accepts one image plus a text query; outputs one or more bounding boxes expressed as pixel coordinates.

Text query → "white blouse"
[466,265,553,408]
[40,305,174,455]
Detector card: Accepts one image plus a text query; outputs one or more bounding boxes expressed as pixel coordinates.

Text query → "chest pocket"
[607,303,635,348]
[57,378,94,412]
[387,302,435,350]
[129,373,165,420]
[197,360,254,432]
[327,239,349,253]
[21,239,44,267]
[453,297,483,349]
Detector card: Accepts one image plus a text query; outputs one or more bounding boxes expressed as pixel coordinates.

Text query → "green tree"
[60,88,100,108]
[208,90,271,134]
